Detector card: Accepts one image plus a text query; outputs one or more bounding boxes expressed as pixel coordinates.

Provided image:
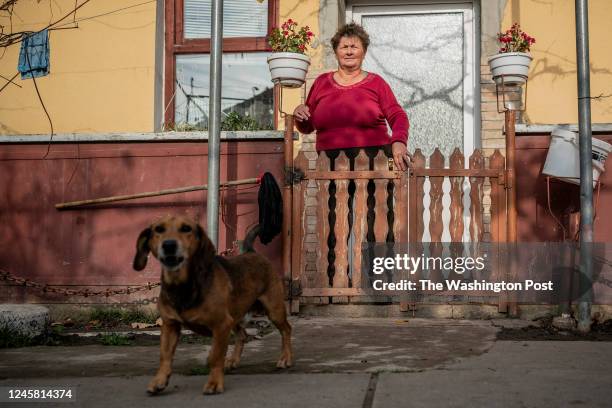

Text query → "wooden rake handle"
[55,177,259,210]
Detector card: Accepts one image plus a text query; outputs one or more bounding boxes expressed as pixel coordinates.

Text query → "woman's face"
[334,36,366,71]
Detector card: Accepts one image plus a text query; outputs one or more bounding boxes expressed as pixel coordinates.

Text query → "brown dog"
[133,215,292,395]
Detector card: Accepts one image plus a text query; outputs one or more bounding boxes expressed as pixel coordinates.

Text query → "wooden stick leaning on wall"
[55,178,259,210]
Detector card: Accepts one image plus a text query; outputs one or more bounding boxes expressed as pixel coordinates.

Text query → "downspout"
[207,0,224,246]
[575,0,594,333]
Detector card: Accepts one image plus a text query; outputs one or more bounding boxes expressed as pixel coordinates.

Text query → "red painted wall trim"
[0,140,284,304]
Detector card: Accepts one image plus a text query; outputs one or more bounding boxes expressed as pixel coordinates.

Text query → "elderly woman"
[294,23,410,170]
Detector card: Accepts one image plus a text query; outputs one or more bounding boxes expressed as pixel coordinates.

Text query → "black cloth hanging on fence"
[257,172,283,244]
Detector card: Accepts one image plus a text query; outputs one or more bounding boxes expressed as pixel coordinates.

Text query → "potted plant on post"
[267,19,314,88]
[488,23,536,85]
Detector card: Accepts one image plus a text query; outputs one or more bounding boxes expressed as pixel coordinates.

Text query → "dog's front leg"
[147,319,181,395]
[203,321,232,395]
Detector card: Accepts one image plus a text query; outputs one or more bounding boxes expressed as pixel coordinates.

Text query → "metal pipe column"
[206,0,223,247]
[505,108,519,317]
[575,0,594,333]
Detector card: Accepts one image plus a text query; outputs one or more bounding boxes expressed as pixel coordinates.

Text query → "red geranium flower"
[496,23,535,53]
[268,18,315,54]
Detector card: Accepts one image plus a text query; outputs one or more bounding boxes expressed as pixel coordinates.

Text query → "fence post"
[283,115,294,311]
[489,149,507,313]
[352,149,369,291]
[315,152,332,297]
[291,150,309,314]
[449,148,465,242]
[333,151,350,303]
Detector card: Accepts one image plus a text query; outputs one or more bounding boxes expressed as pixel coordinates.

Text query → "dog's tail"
[242,224,261,253]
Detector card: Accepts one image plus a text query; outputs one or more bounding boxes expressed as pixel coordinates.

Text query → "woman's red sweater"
[295,72,409,151]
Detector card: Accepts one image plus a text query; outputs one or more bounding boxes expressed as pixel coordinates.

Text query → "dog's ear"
[133,227,152,271]
[196,224,216,265]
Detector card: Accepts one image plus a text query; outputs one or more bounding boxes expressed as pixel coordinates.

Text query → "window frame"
[164,0,279,128]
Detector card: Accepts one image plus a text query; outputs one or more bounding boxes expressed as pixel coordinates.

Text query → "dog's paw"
[146,376,169,395]
[276,354,293,369]
[224,357,240,370]
[203,379,224,395]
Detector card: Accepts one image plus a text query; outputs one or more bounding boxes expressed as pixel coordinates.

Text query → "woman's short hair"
[331,23,370,52]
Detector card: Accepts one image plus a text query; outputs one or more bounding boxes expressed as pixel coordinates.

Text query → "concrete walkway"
[1,318,611,407]
[0,318,499,376]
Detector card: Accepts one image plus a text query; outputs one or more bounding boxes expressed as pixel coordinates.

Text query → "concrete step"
[0,304,49,338]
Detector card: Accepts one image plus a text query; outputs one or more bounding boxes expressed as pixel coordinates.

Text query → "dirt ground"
[1,318,499,378]
[496,317,612,341]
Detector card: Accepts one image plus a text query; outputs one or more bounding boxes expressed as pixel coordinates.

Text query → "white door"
[349,3,477,162]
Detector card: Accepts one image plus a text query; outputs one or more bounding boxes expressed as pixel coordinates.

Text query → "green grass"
[0,327,39,348]
[180,334,212,345]
[88,307,159,327]
[188,365,210,376]
[165,112,273,132]
[99,333,133,346]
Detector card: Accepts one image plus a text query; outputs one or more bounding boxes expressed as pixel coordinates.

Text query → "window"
[165,0,278,130]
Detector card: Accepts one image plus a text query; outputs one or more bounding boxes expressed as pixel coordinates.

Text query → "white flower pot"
[267,52,310,88]
[487,52,532,85]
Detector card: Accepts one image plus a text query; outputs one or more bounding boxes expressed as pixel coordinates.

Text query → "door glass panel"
[362,13,464,157]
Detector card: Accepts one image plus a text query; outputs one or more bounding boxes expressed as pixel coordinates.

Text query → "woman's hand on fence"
[392,141,411,171]
[293,104,311,122]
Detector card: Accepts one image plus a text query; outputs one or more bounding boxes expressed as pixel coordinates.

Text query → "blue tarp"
[18,30,50,79]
